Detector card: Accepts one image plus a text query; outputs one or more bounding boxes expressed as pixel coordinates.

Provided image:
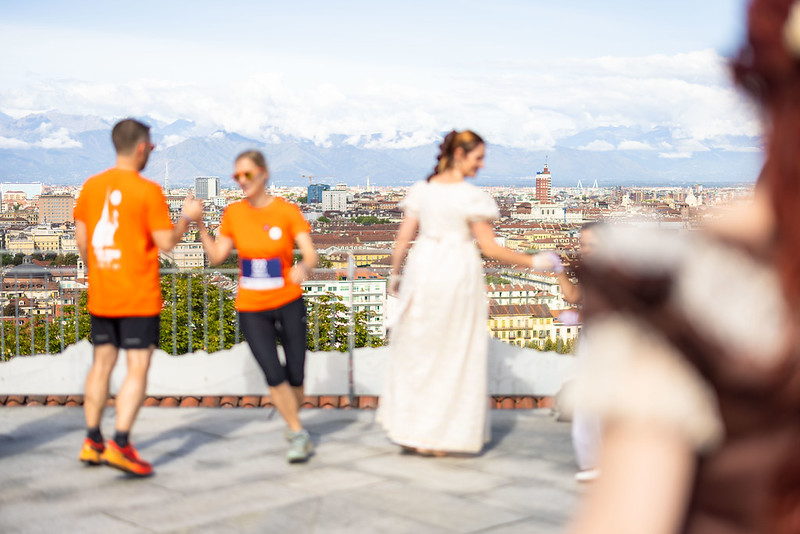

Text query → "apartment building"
[160,241,206,270]
[37,194,75,224]
[487,302,555,348]
[302,269,387,337]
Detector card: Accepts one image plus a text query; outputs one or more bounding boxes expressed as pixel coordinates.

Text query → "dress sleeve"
[466,188,500,222]
[574,315,724,453]
[399,182,424,219]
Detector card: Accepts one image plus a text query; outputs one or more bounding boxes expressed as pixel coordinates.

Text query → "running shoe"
[101,440,153,477]
[78,437,105,465]
[286,429,313,463]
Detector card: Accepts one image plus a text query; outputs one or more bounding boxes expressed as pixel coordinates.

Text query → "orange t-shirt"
[73,168,173,317]
[219,197,311,312]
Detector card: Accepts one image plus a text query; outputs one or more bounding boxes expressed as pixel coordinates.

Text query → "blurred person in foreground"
[569,1,800,532]
[555,222,603,483]
[378,130,561,456]
[195,150,318,463]
[76,118,203,476]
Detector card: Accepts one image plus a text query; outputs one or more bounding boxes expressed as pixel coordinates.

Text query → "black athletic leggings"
[238,297,307,387]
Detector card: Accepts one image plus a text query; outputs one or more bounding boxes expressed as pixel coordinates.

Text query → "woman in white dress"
[378,130,557,456]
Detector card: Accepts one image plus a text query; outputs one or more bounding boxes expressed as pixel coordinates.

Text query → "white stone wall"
[0,337,576,397]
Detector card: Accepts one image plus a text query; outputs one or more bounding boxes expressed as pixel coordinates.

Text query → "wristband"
[180,213,192,223]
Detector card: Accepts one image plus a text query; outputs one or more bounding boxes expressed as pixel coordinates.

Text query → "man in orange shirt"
[74,118,203,476]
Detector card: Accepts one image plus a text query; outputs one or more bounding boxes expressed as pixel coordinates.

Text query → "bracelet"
[180,213,192,223]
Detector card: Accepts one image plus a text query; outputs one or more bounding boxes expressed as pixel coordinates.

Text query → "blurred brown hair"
[428,130,484,180]
[733,0,800,313]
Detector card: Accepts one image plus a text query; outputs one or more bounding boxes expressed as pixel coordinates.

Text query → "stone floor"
[0,407,584,533]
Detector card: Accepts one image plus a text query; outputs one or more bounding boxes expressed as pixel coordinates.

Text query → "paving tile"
[473,482,581,524]
[277,465,385,495]
[0,476,174,528]
[0,512,150,534]
[352,454,512,494]
[110,479,314,532]
[306,438,388,466]
[343,480,526,532]
[475,516,567,534]
[185,494,455,534]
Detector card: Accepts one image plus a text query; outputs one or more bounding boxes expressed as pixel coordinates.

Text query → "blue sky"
[0,0,756,155]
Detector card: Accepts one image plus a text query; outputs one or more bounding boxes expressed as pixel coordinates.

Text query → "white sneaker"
[286,429,313,463]
[574,468,599,482]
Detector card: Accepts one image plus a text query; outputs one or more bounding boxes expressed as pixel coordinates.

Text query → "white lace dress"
[378,180,499,453]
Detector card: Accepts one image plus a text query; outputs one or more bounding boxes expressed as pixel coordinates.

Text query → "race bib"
[240,257,284,290]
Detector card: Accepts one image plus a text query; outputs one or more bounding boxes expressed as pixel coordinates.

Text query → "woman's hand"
[290,263,310,285]
[388,274,401,296]
[532,251,565,273]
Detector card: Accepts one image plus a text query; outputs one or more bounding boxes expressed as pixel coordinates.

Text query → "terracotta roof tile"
[46,395,66,406]
[179,396,200,408]
[240,396,260,408]
[220,396,238,408]
[201,396,221,408]
[0,394,556,410]
[65,395,83,407]
[160,397,179,408]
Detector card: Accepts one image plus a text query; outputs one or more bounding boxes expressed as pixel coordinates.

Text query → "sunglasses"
[232,171,256,182]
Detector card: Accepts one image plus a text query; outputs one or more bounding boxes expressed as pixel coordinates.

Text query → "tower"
[164,161,170,193]
[535,163,552,203]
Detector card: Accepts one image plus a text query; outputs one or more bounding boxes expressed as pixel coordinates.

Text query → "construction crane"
[301,174,333,185]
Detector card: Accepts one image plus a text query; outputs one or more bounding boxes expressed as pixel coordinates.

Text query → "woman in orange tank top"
[196,150,318,463]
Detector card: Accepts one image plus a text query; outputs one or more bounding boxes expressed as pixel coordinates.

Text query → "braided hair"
[427,130,485,180]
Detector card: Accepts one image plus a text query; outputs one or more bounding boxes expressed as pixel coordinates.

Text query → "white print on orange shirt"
[91,187,122,269]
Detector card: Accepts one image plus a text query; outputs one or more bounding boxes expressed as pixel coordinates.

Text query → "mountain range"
[0,111,763,189]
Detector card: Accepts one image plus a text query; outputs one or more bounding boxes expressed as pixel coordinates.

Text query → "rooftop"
[0,406,582,533]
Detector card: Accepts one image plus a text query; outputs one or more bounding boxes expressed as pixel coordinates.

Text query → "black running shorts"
[90,314,161,349]
[238,297,307,387]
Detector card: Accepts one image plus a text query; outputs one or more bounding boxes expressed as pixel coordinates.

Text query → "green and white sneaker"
[286,429,313,463]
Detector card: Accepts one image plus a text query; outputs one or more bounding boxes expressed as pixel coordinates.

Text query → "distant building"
[307,184,330,204]
[32,226,62,253]
[194,176,220,200]
[165,194,186,211]
[302,270,387,337]
[37,194,75,224]
[487,302,555,348]
[160,241,205,270]
[2,191,27,212]
[1,183,43,200]
[535,163,552,203]
[322,189,348,212]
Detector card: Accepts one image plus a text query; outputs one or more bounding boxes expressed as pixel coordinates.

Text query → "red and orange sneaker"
[78,437,105,465]
[100,440,153,477]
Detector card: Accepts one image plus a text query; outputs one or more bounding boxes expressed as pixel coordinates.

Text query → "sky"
[0,0,757,157]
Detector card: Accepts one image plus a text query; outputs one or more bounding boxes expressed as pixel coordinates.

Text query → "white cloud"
[618,140,656,151]
[659,152,693,159]
[0,136,30,149]
[36,127,82,149]
[578,140,615,151]
[161,134,186,147]
[0,48,761,153]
